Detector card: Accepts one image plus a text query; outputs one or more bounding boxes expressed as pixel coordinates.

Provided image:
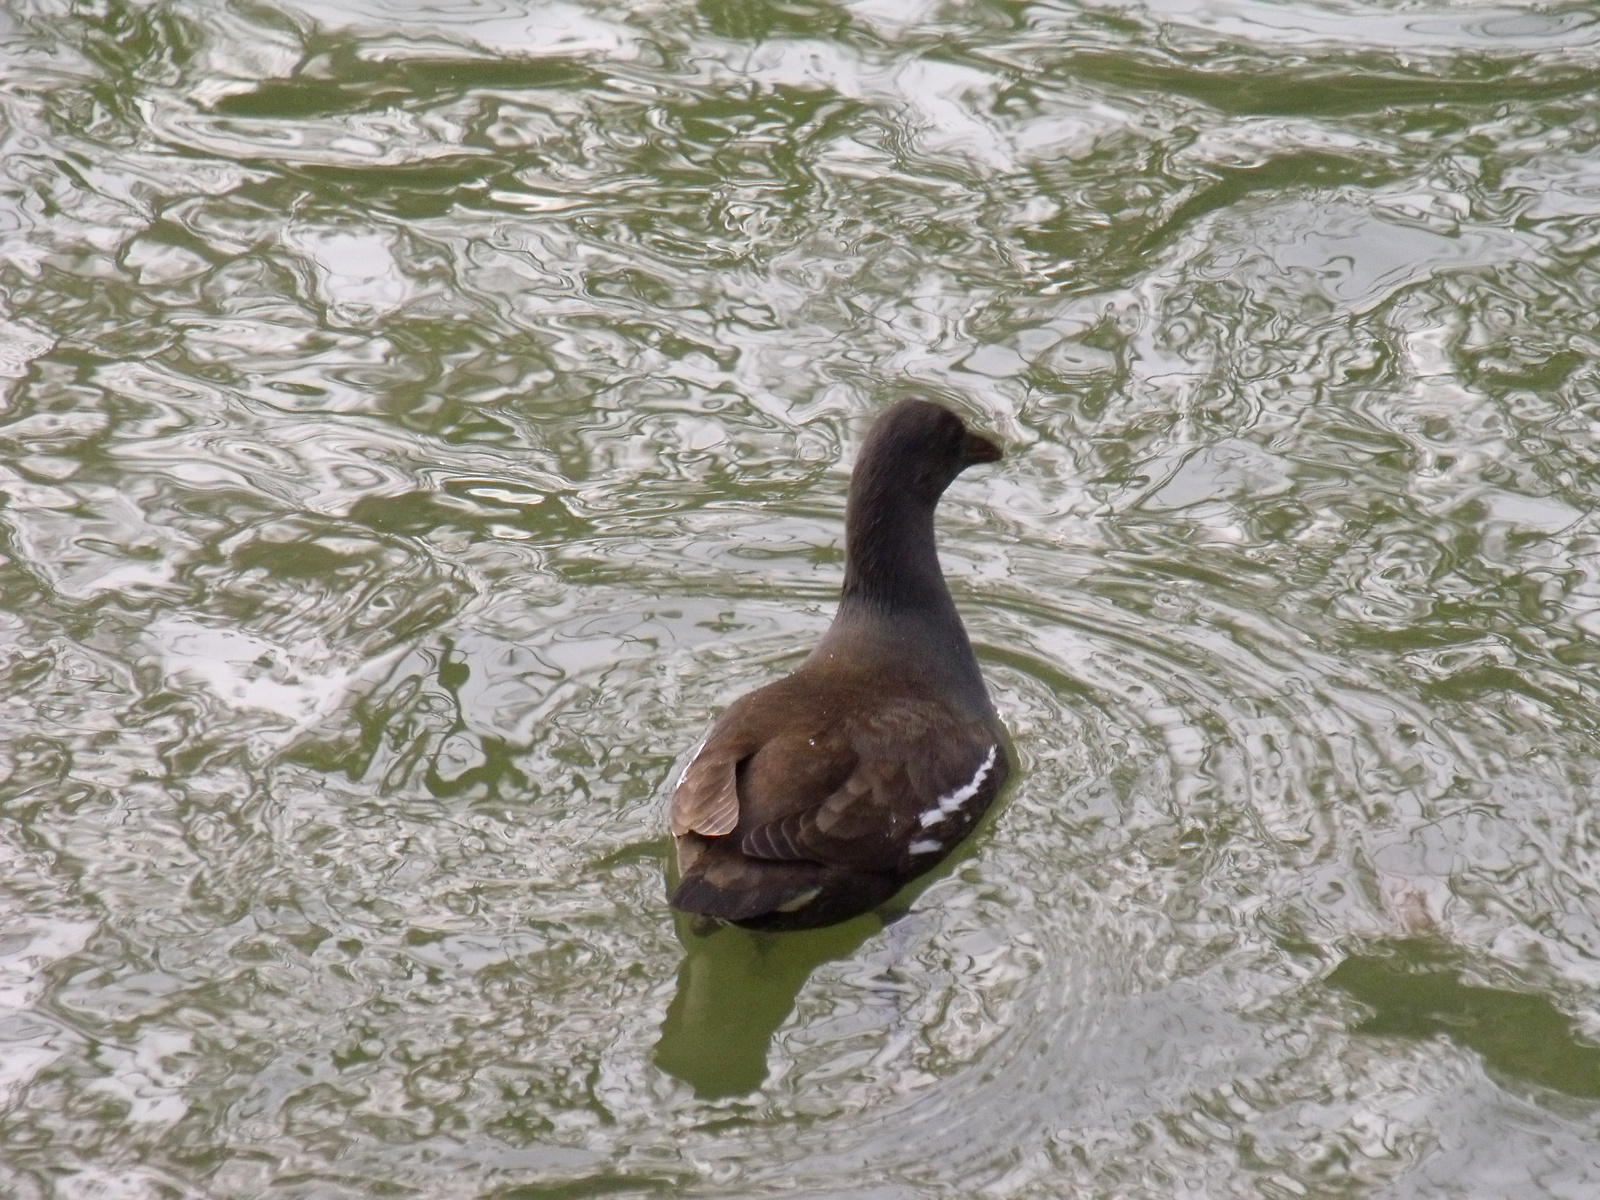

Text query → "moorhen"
[668,399,1011,931]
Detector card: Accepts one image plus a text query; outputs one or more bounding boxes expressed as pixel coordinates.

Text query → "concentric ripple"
[3,0,1600,1195]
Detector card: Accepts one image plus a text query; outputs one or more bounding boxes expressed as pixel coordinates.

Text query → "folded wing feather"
[669,746,741,837]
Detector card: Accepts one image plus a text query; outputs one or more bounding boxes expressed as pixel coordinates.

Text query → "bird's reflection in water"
[655,912,881,1097]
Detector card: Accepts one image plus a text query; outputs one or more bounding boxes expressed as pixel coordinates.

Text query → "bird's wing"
[738,700,1003,872]
[669,734,743,837]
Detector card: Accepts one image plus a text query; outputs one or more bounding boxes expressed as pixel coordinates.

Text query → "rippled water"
[4,0,1600,1194]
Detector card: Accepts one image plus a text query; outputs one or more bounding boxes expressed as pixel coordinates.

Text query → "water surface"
[3,0,1600,1195]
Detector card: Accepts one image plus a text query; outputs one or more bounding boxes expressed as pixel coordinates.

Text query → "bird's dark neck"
[839,475,952,616]
[813,471,989,713]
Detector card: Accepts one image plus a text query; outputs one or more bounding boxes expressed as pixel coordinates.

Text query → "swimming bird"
[668,399,1011,931]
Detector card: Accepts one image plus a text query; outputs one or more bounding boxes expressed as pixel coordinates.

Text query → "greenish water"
[4,0,1600,1194]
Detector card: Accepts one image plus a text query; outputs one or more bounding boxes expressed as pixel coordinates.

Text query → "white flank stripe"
[919,745,998,829]
[775,886,821,913]
[909,839,943,855]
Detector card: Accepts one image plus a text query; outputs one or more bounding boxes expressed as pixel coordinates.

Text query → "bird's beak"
[960,429,1003,465]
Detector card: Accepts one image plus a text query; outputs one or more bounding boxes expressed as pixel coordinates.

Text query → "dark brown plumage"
[668,400,1011,931]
